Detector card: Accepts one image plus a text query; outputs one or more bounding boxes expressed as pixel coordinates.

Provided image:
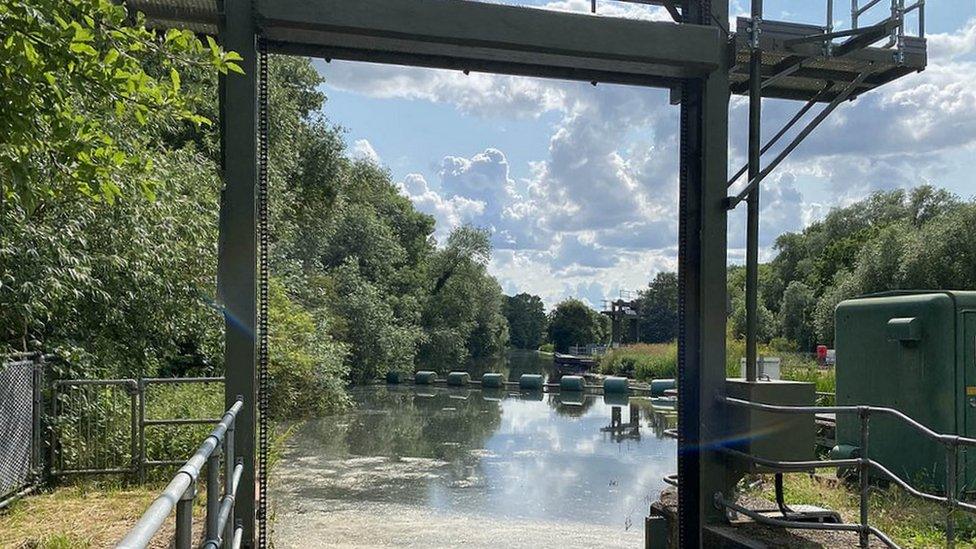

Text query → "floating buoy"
[603,376,629,394]
[650,378,676,397]
[519,373,544,390]
[560,375,585,392]
[482,372,505,388]
[415,371,437,385]
[446,371,471,386]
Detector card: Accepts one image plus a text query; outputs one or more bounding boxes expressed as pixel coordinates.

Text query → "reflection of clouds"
[479,395,676,527]
[277,388,676,539]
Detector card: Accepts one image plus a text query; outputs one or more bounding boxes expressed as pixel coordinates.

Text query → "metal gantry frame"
[127,0,927,546]
[730,0,926,384]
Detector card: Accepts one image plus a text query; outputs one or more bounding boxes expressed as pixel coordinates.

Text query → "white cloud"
[351,139,380,163]
[317,14,976,306]
[397,173,485,242]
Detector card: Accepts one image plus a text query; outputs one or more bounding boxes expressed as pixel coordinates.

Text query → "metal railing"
[720,396,975,548]
[851,0,925,39]
[117,398,244,549]
[51,376,225,479]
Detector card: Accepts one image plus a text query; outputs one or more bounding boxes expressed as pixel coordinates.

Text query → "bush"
[599,343,677,381]
[539,343,554,353]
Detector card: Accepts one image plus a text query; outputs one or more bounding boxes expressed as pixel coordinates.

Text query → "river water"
[271,351,677,548]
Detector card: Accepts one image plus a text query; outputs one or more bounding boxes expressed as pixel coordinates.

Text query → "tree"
[779,281,815,351]
[419,226,509,370]
[547,299,608,353]
[504,293,547,350]
[637,272,678,343]
[0,0,241,209]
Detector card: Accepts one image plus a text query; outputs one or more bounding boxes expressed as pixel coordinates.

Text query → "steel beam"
[677,0,730,546]
[217,0,257,545]
[256,0,722,87]
[745,0,763,383]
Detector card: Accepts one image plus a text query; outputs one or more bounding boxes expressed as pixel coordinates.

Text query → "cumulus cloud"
[317,9,976,305]
[351,138,380,163]
[397,173,485,242]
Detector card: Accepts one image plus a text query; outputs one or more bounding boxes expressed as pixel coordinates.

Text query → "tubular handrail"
[720,396,972,548]
[117,399,243,549]
[716,494,901,548]
[724,396,976,447]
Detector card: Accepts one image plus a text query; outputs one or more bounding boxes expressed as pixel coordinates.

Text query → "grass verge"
[0,481,209,548]
[746,473,976,547]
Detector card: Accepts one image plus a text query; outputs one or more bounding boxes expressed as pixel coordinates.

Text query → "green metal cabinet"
[835,291,976,493]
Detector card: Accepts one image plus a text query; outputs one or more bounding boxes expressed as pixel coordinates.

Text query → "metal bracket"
[726,70,872,210]
[748,16,763,49]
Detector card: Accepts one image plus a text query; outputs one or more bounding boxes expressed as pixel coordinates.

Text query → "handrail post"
[32,354,44,482]
[858,406,870,548]
[138,378,147,483]
[207,449,221,542]
[224,419,236,546]
[176,481,196,549]
[128,380,139,478]
[946,441,957,548]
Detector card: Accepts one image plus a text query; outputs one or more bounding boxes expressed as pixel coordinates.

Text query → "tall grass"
[598,339,835,390]
[599,343,677,381]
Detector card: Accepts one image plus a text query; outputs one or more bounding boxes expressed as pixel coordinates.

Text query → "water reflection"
[273,381,677,547]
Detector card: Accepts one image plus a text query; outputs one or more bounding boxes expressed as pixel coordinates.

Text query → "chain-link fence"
[0,354,43,509]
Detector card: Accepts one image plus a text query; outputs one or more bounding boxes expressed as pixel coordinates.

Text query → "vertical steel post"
[176,482,196,549]
[852,0,859,29]
[858,408,870,548]
[745,0,763,383]
[138,378,146,483]
[49,382,59,477]
[32,355,44,479]
[946,443,957,548]
[825,0,834,55]
[225,420,237,545]
[218,0,258,545]
[918,0,924,37]
[207,451,221,543]
[129,381,139,477]
[678,0,731,546]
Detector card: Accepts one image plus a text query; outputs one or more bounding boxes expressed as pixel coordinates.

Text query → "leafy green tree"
[420,226,508,370]
[547,299,609,353]
[779,281,816,351]
[268,278,348,418]
[637,271,678,343]
[0,0,240,208]
[504,293,547,349]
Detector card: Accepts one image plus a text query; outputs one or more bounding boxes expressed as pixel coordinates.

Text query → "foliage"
[636,271,678,343]
[503,293,547,350]
[0,0,241,208]
[746,186,976,348]
[2,5,510,417]
[419,226,509,370]
[546,298,608,353]
[599,343,677,380]
[778,281,815,351]
[268,277,349,418]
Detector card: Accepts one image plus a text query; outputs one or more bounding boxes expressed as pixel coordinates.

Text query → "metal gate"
[0,354,43,509]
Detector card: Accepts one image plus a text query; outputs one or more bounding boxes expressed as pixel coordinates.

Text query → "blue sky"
[312,0,976,309]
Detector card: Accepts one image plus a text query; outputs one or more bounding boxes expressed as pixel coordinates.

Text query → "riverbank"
[597,341,835,393]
